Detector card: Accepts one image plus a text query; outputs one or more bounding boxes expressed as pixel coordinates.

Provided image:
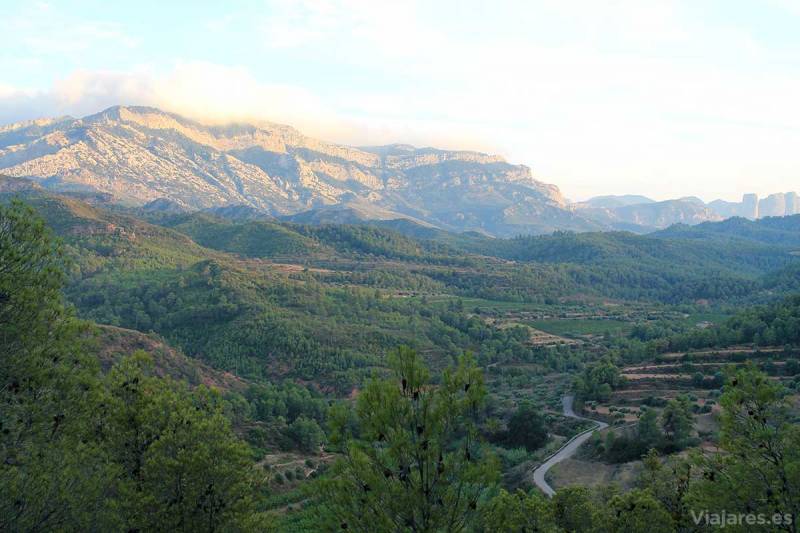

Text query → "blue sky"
[2,0,800,201]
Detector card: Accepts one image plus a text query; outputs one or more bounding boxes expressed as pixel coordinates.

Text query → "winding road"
[531,395,609,497]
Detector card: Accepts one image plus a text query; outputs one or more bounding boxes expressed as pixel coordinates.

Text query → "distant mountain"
[758,192,800,217]
[576,192,799,231]
[203,204,273,221]
[3,106,796,236]
[0,105,605,237]
[678,196,706,206]
[611,199,722,227]
[579,195,655,209]
[141,197,187,214]
[281,198,431,227]
[703,192,799,220]
[708,193,793,219]
[574,198,721,231]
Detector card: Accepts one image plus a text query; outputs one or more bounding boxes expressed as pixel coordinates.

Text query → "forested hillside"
[3,178,800,531]
[3,199,798,530]
[0,184,569,391]
[621,294,800,358]
[2,179,798,393]
[0,201,271,530]
[654,215,800,246]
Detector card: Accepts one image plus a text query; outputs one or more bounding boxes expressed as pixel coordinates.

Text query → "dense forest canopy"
[0,201,270,531]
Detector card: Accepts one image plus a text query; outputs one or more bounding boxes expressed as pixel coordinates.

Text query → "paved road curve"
[531,395,609,497]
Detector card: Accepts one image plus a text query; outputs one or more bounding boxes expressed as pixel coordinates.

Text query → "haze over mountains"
[0,105,795,236]
[575,191,800,230]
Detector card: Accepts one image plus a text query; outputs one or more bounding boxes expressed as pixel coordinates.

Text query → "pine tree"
[315,347,499,531]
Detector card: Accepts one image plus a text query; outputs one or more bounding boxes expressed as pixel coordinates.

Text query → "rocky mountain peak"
[0,105,586,236]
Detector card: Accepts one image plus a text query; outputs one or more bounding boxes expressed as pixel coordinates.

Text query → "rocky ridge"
[0,106,588,236]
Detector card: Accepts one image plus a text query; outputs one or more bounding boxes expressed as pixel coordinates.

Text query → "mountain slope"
[159,212,322,259]
[94,325,247,391]
[580,195,655,209]
[653,215,800,247]
[0,106,598,236]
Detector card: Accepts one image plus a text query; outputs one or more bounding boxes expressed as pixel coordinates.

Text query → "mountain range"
[0,105,795,236]
[578,192,800,229]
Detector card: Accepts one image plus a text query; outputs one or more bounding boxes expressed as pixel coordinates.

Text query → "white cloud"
[0,62,492,151]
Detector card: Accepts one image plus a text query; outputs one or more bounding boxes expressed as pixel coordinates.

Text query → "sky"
[2,0,799,202]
